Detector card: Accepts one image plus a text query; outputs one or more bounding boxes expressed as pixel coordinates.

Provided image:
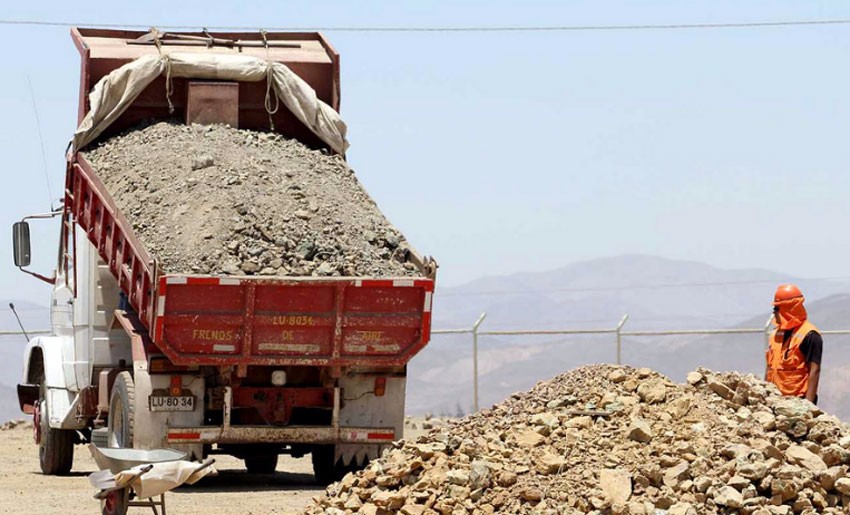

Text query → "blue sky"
[2,1,850,305]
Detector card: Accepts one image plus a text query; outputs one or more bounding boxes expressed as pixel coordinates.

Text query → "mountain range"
[408,255,850,416]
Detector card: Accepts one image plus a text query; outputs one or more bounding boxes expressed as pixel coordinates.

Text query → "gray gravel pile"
[305,365,850,515]
[82,122,419,277]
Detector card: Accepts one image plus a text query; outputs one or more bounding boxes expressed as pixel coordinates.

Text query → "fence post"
[763,315,774,350]
[615,314,629,365]
[471,312,487,413]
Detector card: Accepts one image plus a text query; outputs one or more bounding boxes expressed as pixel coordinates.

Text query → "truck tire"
[91,427,109,448]
[108,372,135,448]
[311,445,348,485]
[37,391,74,475]
[245,453,278,474]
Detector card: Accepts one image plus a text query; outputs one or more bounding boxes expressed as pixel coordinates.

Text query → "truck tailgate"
[154,276,434,367]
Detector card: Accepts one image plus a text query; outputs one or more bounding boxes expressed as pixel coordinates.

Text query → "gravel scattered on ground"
[305,364,850,514]
[83,122,420,277]
[0,417,436,515]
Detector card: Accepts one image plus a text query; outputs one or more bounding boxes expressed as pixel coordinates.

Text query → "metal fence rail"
[433,312,850,412]
[8,318,850,415]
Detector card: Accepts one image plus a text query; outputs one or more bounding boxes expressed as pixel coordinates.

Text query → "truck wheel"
[108,372,135,448]
[245,453,278,474]
[311,445,347,485]
[36,390,74,475]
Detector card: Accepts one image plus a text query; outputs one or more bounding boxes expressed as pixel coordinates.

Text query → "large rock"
[627,419,653,443]
[514,428,545,447]
[669,503,697,515]
[770,477,800,503]
[469,460,492,490]
[608,369,628,383]
[785,444,827,472]
[637,381,667,404]
[708,380,734,400]
[371,491,406,510]
[713,485,744,508]
[834,478,850,495]
[446,469,469,485]
[600,469,632,504]
[530,412,559,428]
[538,452,567,475]
[520,487,543,502]
[736,460,769,481]
[686,371,704,385]
[663,461,690,488]
[817,466,844,491]
[773,397,818,418]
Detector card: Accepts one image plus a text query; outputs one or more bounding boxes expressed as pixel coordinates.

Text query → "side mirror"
[12,222,31,268]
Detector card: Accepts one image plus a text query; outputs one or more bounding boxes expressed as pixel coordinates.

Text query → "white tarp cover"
[90,460,217,499]
[71,53,349,154]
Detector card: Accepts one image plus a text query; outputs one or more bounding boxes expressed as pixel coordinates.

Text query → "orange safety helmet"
[773,284,804,305]
[773,284,807,330]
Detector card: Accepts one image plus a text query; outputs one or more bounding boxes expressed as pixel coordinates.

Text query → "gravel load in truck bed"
[306,365,850,514]
[82,122,419,277]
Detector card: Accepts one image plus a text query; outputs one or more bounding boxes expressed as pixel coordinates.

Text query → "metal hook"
[202,27,214,48]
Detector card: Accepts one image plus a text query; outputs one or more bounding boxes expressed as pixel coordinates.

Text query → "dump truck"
[12,28,436,482]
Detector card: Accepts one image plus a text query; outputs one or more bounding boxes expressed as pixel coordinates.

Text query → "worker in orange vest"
[764,284,822,404]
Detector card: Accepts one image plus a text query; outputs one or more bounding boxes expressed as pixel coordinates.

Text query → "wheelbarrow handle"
[193,457,216,474]
[93,464,155,499]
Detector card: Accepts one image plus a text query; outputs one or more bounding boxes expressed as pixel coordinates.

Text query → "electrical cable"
[0,18,850,32]
[26,74,53,209]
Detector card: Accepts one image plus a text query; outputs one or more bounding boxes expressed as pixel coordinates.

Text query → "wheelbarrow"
[88,445,216,515]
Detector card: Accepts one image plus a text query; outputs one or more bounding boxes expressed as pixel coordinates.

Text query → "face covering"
[774,296,807,331]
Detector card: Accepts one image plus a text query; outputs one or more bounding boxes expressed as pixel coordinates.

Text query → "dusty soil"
[82,122,419,277]
[0,419,432,515]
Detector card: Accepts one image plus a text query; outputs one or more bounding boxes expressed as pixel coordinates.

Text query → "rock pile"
[82,122,420,277]
[305,365,850,514]
[0,419,28,431]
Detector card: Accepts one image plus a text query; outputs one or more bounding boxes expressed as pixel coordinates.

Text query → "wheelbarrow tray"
[91,446,188,474]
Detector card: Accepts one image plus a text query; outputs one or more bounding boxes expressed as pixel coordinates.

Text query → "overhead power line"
[26,74,53,209]
[1,18,850,32]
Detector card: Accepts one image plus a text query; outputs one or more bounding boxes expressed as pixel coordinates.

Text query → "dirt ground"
[0,419,434,515]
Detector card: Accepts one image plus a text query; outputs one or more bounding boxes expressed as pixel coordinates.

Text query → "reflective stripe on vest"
[765,320,818,397]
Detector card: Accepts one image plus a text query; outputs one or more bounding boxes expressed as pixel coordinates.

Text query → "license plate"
[149,395,195,412]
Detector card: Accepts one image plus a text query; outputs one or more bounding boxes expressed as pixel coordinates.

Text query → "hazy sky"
[2,1,850,305]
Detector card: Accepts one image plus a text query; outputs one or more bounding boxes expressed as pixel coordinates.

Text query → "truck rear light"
[271,370,287,386]
[373,377,386,397]
[170,375,182,396]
